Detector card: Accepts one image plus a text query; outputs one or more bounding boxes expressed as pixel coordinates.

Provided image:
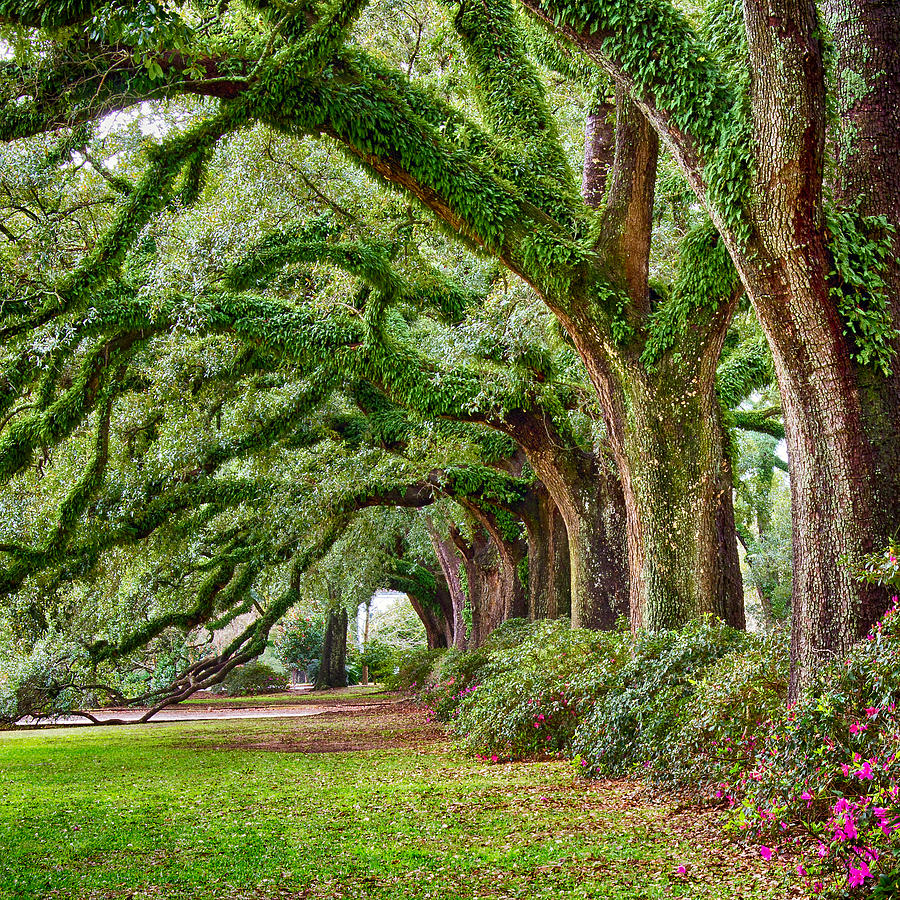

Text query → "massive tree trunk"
[515,0,897,688]
[823,0,900,549]
[733,0,897,691]
[428,523,468,649]
[545,94,744,632]
[461,500,528,627]
[407,591,451,650]
[518,483,571,620]
[716,451,745,629]
[504,411,628,629]
[315,607,348,689]
[737,249,886,692]
[449,513,526,648]
[601,361,745,631]
[581,101,614,208]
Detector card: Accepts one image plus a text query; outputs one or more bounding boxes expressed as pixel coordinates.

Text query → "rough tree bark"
[518,481,571,620]
[459,500,528,636]
[448,515,525,648]
[734,0,893,690]
[517,0,894,686]
[428,522,469,649]
[504,411,628,629]
[548,93,745,631]
[315,607,348,689]
[407,591,451,650]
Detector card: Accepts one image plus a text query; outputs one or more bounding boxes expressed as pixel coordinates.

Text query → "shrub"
[218,661,286,696]
[345,642,362,686]
[851,541,900,591]
[651,630,789,792]
[361,640,395,682]
[572,618,759,774]
[421,619,538,722]
[383,647,445,691]
[273,617,325,672]
[724,601,900,895]
[436,609,900,895]
[453,620,625,759]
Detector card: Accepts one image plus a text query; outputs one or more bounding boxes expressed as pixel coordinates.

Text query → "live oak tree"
[0,215,582,716]
[0,339,515,715]
[514,0,900,690]
[0,0,751,633]
[2,112,634,634]
[2,0,894,693]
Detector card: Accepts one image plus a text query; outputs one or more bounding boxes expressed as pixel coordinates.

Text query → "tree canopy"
[0,0,896,717]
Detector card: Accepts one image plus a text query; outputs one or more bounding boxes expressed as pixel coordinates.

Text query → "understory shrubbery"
[396,608,900,896]
[217,661,286,696]
[382,647,444,691]
[360,640,395,683]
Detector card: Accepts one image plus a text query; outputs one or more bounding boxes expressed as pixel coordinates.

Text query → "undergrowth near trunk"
[398,612,900,897]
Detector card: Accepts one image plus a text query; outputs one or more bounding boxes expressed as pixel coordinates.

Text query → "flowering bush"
[453,621,625,758]
[273,616,325,672]
[415,619,536,722]
[723,601,900,895]
[649,629,790,791]
[852,542,900,591]
[431,606,900,896]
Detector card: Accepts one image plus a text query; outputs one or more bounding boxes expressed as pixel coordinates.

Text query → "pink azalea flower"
[797,864,807,876]
[801,791,813,800]
[676,865,687,875]
[843,817,858,841]
[850,721,868,735]
[760,846,773,861]
[848,862,872,888]
[866,707,880,718]
[855,760,875,780]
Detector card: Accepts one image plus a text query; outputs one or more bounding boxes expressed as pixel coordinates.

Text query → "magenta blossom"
[848,862,873,888]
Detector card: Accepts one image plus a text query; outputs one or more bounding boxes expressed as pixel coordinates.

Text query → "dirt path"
[12,688,398,730]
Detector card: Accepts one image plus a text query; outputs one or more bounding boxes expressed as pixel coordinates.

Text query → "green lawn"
[0,702,787,900]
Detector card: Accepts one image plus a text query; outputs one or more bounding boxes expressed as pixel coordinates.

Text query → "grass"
[0,698,787,900]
